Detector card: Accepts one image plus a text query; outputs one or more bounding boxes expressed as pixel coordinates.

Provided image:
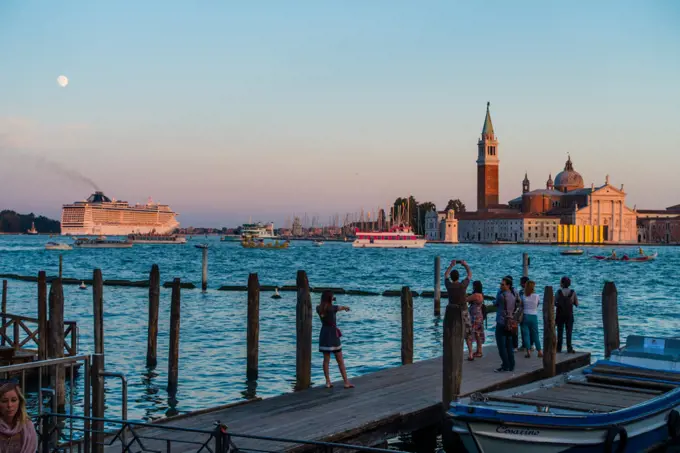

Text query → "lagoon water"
[1,235,678,423]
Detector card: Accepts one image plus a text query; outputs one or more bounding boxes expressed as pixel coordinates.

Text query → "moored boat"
[593,252,658,262]
[45,242,73,251]
[73,237,133,248]
[444,334,680,453]
[560,249,584,256]
[352,226,426,249]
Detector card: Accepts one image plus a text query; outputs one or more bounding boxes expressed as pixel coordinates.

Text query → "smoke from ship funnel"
[34,155,100,191]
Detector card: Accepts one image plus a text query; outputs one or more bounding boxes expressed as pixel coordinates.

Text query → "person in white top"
[520,280,543,358]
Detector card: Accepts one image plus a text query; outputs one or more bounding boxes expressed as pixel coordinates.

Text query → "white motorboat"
[445,334,680,452]
[312,240,324,247]
[45,242,73,251]
[26,222,38,235]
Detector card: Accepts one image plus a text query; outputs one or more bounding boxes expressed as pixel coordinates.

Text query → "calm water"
[1,235,679,424]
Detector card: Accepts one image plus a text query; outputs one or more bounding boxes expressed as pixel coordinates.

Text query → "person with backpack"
[494,277,519,372]
[556,276,579,353]
[465,280,486,359]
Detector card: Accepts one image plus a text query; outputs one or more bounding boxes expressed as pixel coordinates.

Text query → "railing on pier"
[39,413,399,453]
[0,313,78,357]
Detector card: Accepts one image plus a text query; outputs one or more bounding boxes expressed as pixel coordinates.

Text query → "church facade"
[458,104,637,243]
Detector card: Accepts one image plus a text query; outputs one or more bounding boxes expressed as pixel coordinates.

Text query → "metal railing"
[39,413,400,453]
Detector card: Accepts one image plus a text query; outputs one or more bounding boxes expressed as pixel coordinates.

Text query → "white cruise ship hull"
[352,239,427,249]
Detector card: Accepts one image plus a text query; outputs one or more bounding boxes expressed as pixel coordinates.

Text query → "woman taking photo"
[317,290,354,389]
[0,380,37,453]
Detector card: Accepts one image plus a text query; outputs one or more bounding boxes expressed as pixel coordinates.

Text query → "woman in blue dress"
[317,290,354,389]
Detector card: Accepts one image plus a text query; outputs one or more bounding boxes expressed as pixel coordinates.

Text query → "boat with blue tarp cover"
[444,334,680,452]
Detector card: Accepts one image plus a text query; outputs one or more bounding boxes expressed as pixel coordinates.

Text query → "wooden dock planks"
[107,347,590,452]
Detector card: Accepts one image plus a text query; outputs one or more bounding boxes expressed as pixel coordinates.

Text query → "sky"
[1,1,679,227]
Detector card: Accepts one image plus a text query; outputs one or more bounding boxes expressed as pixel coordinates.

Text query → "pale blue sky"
[1,1,679,226]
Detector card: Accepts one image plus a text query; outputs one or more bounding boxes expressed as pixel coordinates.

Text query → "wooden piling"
[147,264,160,368]
[58,254,63,279]
[295,270,312,390]
[91,353,105,453]
[401,286,414,365]
[38,271,47,361]
[1,280,6,346]
[542,286,556,378]
[48,278,65,411]
[434,256,441,316]
[522,252,529,278]
[201,247,208,292]
[247,273,260,381]
[602,281,620,358]
[167,278,181,394]
[93,269,104,354]
[442,292,465,410]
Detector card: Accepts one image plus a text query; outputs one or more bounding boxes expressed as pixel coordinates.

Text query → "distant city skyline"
[1,1,679,226]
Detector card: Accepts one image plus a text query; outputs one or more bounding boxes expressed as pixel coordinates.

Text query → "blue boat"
[444,335,680,452]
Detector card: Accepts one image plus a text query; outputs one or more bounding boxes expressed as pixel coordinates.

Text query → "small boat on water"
[45,242,73,251]
[560,249,584,256]
[312,240,324,247]
[220,235,242,242]
[26,222,38,235]
[445,334,680,453]
[73,237,133,248]
[194,243,209,249]
[593,252,658,262]
[79,281,87,290]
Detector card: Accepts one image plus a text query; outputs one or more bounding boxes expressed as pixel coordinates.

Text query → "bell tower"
[522,172,530,194]
[477,102,499,210]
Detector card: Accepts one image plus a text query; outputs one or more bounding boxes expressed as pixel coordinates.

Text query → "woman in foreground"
[317,290,354,389]
[0,379,37,453]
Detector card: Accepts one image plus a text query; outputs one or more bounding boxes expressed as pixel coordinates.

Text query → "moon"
[57,75,69,88]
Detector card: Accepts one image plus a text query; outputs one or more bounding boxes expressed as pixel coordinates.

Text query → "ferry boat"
[126,232,187,244]
[61,191,179,236]
[26,222,38,235]
[73,236,133,248]
[352,226,427,249]
[445,334,680,453]
[240,222,277,240]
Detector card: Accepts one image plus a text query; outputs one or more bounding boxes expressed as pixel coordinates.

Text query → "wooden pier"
[106,348,589,452]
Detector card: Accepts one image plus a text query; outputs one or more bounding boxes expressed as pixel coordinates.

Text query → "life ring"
[603,425,627,453]
[668,409,680,439]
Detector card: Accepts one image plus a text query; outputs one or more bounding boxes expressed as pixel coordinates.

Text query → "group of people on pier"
[315,257,580,387]
[444,259,579,373]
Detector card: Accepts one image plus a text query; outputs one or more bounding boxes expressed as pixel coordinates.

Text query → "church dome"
[554,155,584,192]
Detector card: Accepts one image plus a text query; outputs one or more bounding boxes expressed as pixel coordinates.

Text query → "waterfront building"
[457,104,636,244]
[424,209,458,243]
[61,191,179,236]
[636,205,680,243]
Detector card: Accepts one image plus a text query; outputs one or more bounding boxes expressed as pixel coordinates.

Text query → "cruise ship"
[61,192,179,236]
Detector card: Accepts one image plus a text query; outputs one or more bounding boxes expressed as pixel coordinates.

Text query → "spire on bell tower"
[522,172,530,194]
[476,102,500,210]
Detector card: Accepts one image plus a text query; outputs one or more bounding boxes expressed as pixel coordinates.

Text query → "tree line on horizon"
[0,210,61,233]
[392,197,466,234]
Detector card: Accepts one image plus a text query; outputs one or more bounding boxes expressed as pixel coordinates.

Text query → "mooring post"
[401,286,414,365]
[602,281,620,358]
[201,246,208,292]
[58,254,63,279]
[147,264,160,368]
[38,271,47,361]
[93,269,104,354]
[167,278,181,395]
[91,353,105,453]
[1,280,6,346]
[522,252,529,278]
[542,286,556,378]
[48,278,65,411]
[247,273,260,381]
[442,293,465,410]
[434,256,441,316]
[295,270,312,390]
